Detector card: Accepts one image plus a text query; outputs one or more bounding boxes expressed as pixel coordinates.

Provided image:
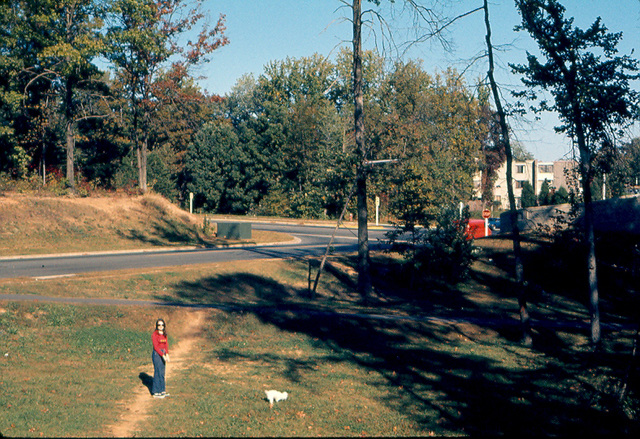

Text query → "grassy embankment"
[0,192,293,257]
[0,193,638,437]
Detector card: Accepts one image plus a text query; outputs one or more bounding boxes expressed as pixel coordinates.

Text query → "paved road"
[0,222,390,280]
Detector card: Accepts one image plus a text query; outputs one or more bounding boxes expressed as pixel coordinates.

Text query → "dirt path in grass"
[108,309,207,437]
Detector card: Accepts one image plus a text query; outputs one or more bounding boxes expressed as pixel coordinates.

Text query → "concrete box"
[217,222,252,240]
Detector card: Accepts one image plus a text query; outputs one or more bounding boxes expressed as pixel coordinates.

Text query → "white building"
[474,160,577,209]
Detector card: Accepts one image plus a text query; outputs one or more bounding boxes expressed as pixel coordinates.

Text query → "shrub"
[386,204,475,284]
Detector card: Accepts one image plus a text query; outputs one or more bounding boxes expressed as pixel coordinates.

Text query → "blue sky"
[197,1,640,162]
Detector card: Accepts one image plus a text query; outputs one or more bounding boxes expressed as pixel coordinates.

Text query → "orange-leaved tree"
[105,0,228,193]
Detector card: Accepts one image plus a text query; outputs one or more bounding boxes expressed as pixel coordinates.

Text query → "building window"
[539,164,553,173]
[515,180,524,188]
[516,165,526,173]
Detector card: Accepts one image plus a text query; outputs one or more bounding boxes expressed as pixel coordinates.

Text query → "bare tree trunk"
[484,0,532,346]
[66,121,76,192]
[131,99,148,194]
[585,201,601,345]
[64,79,76,192]
[353,0,372,299]
[138,135,148,193]
[41,143,46,186]
[576,127,600,346]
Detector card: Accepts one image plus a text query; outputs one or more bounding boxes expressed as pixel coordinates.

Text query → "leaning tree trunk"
[484,0,532,346]
[353,0,372,299]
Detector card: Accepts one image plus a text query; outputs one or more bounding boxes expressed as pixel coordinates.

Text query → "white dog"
[265,390,288,407]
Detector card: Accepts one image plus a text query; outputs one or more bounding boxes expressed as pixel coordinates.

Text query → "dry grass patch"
[0,192,293,256]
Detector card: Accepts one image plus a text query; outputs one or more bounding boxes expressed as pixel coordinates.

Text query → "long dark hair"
[155,318,167,337]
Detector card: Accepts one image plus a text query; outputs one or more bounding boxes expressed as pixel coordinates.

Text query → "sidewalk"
[1,291,635,332]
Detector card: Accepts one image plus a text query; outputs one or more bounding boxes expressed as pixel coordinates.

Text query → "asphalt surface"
[0,222,390,280]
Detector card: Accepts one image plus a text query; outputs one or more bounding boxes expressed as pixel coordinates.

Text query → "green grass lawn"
[0,303,165,437]
[1,252,639,437]
[1,194,638,436]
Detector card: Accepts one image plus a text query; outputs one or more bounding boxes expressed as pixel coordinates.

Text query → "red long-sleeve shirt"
[152,330,169,356]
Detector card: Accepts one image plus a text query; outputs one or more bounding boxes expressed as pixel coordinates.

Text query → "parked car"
[487,217,501,233]
[466,219,491,240]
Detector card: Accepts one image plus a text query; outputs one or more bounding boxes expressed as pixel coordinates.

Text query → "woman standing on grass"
[151,318,170,398]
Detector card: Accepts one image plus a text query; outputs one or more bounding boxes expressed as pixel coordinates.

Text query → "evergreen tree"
[551,186,569,204]
[520,181,536,208]
[538,179,551,205]
[184,120,269,214]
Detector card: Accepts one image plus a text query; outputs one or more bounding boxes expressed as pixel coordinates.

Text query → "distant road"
[0,222,391,280]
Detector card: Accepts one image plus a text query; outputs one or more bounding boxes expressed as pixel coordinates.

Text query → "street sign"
[482,209,491,219]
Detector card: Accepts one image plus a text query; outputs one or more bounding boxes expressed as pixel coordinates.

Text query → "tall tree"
[105,0,228,193]
[147,64,219,200]
[46,0,106,190]
[184,120,257,213]
[0,0,26,174]
[538,179,551,205]
[352,0,372,298]
[1,0,90,181]
[381,65,484,224]
[512,0,640,345]
[13,0,108,190]
[483,0,532,345]
[606,138,640,197]
[258,54,344,216]
[349,0,471,298]
[477,90,507,207]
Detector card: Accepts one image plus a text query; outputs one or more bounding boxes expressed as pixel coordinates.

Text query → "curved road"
[0,222,391,280]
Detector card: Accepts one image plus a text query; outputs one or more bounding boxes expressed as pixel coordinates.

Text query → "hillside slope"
[0,193,288,257]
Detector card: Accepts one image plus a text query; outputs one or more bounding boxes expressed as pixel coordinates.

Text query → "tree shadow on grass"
[118,222,210,248]
[269,311,637,434]
[164,257,638,435]
[169,272,301,306]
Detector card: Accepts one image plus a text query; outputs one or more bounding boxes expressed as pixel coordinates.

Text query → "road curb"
[0,237,303,262]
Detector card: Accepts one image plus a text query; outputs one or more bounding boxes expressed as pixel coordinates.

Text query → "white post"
[189,192,194,214]
[375,196,380,226]
[485,218,489,237]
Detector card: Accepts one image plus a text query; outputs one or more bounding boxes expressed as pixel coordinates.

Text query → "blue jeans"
[151,351,166,394]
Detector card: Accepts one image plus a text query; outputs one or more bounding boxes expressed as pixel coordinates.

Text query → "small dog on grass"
[265,390,288,407]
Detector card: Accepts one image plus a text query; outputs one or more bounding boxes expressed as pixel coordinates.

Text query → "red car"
[466,219,491,240]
